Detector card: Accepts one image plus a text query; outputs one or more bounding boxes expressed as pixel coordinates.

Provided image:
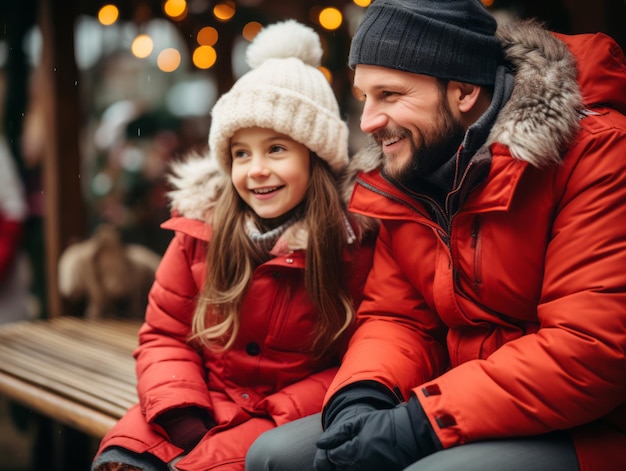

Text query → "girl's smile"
[230,127,310,220]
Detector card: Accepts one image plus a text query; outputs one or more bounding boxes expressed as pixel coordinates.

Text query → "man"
[245,0,626,470]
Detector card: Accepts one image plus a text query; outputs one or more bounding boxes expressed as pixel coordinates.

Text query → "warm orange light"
[319,7,342,30]
[98,5,119,26]
[193,46,217,69]
[197,26,218,46]
[131,34,154,58]
[242,22,263,42]
[318,66,332,83]
[482,0,494,6]
[157,48,182,72]
[353,0,371,6]
[214,1,236,21]
[164,0,187,18]
[351,85,364,101]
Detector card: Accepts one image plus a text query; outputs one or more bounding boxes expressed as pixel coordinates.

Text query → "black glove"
[314,382,402,471]
[155,406,215,452]
[321,382,399,428]
[314,396,440,471]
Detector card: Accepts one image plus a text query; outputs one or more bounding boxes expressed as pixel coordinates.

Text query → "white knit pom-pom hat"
[209,20,349,174]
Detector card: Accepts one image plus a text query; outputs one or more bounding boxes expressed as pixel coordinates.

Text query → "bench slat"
[0,371,118,437]
[2,317,139,353]
[0,344,137,410]
[0,355,132,417]
[0,317,141,437]
[3,324,138,383]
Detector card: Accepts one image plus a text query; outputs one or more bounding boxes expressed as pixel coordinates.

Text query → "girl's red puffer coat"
[95,157,376,470]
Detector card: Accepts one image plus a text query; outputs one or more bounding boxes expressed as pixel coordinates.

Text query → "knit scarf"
[245,213,302,253]
[245,211,356,255]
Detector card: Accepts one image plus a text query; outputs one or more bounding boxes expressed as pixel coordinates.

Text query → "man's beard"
[375,98,466,188]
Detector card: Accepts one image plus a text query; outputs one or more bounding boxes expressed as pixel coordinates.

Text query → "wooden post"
[38,0,86,318]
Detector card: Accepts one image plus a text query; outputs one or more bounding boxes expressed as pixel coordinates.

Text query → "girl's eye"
[232,149,248,159]
[269,145,286,153]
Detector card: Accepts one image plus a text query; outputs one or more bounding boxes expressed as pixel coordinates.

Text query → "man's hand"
[314,399,438,471]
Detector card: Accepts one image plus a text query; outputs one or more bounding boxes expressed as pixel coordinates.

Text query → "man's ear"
[447,81,489,126]
[450,81,482,112]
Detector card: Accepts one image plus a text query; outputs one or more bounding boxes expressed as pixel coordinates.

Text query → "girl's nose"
[247,155,270,178]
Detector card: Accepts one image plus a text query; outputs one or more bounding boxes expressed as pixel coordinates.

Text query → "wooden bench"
[0,316,140,438]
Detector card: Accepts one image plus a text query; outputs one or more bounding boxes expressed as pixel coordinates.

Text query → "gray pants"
[245,413,579,471]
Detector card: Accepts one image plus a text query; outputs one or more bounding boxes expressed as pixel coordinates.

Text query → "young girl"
[91,20,378,471]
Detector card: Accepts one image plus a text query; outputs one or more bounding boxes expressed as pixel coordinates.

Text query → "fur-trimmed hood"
[486,19,583,166]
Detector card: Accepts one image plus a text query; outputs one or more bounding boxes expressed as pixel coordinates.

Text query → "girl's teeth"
[254,187,276,194]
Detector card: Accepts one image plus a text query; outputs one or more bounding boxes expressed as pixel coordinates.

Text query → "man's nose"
[360,100,386,134]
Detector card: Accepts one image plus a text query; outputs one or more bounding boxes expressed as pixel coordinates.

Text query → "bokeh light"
[214,1,236,21]
[318,66,332,83]
[319,7,342,30]
[131,34,154,59]
[242,22,263,41]
[164,0,187,18]
[157,48,182,72]
[197,26,218,46]
[98,5,119,26]
[192,45,217,69]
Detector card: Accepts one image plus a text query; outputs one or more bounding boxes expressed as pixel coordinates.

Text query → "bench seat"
[0,317,140,437]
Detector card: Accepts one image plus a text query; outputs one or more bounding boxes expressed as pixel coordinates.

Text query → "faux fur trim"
[338,138,383,235]
[166,151,228,222]
[488,19,583,166]
[338,138,383,205]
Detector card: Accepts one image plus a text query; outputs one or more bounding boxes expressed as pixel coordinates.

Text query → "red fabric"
[555,31,626,114]
[96,217,375,470]
[325,33,626,470]
[0,216,23,282]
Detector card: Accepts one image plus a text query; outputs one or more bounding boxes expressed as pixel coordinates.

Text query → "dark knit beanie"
[349,0,503,86]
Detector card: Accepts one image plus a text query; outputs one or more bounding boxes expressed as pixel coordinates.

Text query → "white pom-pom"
[246,19,323,69]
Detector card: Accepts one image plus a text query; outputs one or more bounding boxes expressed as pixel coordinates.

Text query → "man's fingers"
[313,448,336,471]
[325,438,360,469]
[316,421,357,449]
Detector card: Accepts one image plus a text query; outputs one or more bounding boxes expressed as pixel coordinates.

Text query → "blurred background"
[0,0,624,469]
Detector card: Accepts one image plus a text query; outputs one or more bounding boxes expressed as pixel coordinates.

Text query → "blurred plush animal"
[58,224,161,319]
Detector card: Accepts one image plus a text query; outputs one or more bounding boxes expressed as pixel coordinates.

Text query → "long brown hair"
[190,156,353,357]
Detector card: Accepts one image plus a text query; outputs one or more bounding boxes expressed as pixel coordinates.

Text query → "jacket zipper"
[356,176,434,217]
[357,175,450,235]
[470,216,483,291]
